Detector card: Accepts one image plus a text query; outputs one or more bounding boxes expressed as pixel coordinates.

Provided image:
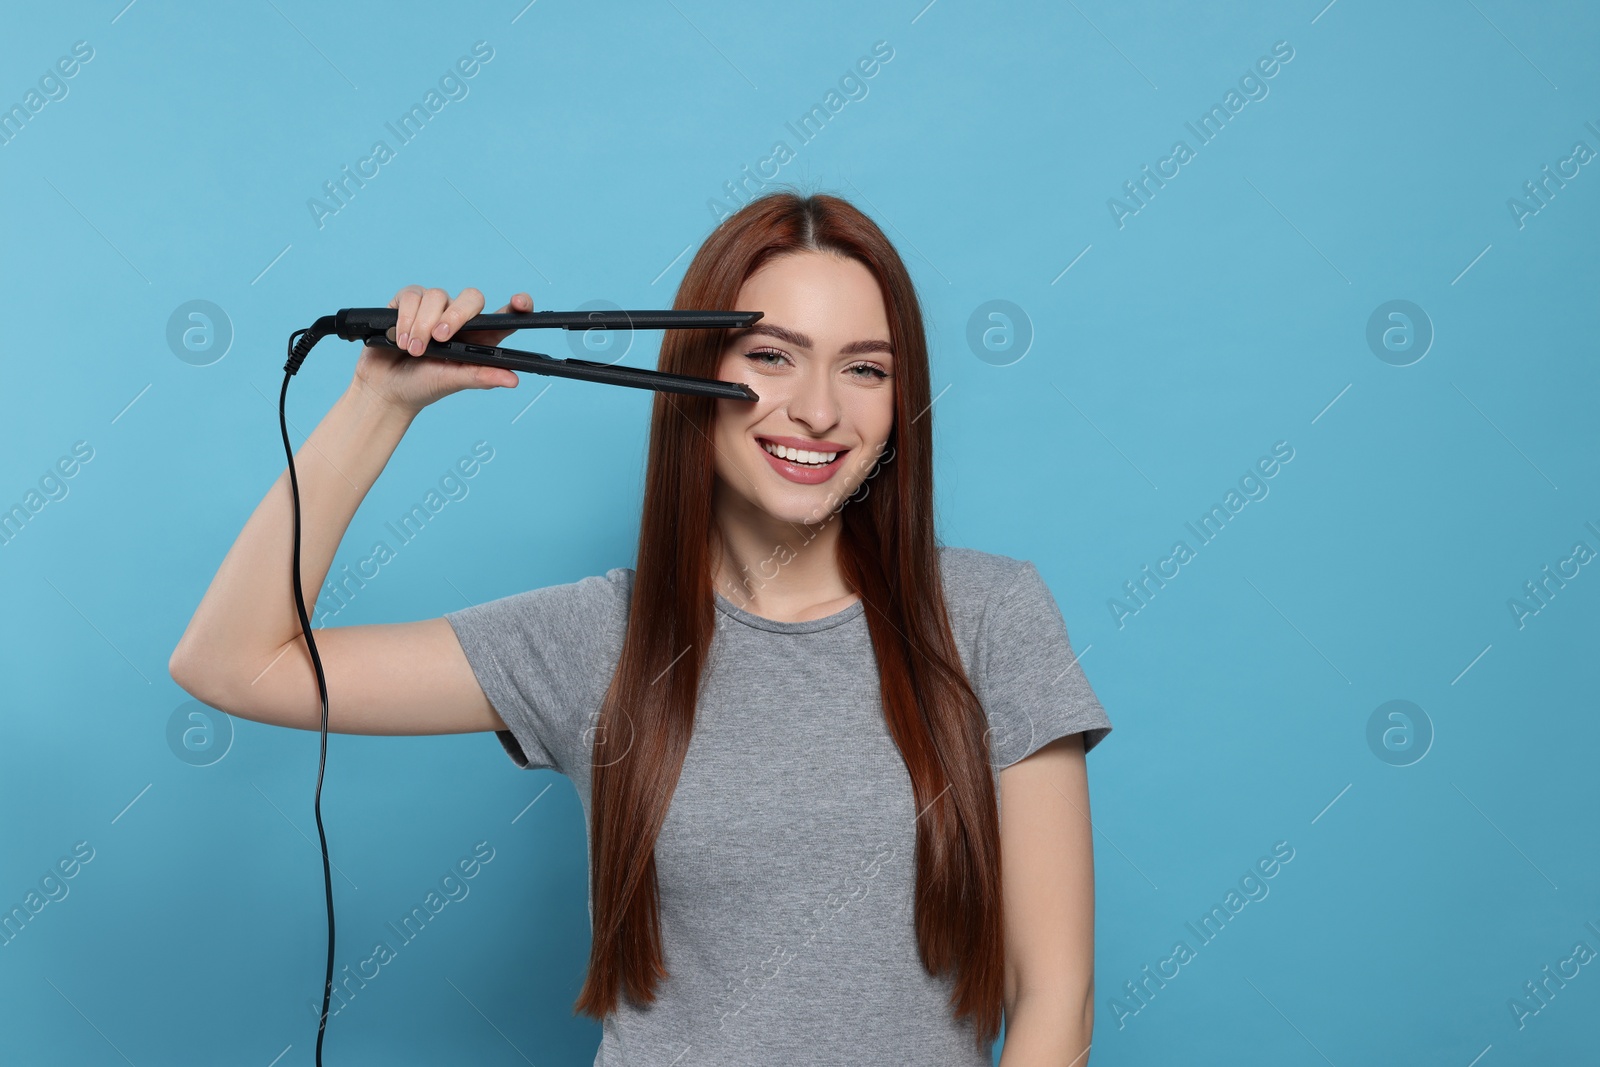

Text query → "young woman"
[170,191,1112,1065]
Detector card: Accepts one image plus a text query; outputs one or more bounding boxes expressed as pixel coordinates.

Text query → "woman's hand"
[353,285,533,416]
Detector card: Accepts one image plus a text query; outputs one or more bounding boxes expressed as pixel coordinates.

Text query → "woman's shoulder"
[936,545,1033,605]
[938,547,1112,758]
[443,564,635,637]
[532,564,635,601]
[933,546,1047,653]
[571,565,635,601]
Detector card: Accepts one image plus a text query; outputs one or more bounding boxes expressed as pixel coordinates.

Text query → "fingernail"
[397,331,409,348]
[433,322,449,340]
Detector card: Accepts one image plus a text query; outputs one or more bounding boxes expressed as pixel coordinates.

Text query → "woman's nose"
[786,367,841,429]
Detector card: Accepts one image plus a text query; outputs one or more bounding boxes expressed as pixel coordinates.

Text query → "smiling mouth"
[757,438,848,468]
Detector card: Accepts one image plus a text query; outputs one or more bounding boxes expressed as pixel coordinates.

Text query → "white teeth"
[761,440,838,466]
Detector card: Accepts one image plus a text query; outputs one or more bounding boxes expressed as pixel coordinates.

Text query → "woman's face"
[711,250,896,529]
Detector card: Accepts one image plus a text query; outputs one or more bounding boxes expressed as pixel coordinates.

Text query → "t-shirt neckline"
[713,590,866,633]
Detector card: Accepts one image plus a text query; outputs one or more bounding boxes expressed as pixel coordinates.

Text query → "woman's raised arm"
[168,284,530,736]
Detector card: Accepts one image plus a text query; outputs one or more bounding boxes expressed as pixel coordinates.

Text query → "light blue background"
[2,1,1597,1064]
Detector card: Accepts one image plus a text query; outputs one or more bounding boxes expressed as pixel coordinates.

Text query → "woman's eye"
[848,363,890,381]
[744,348,787,367]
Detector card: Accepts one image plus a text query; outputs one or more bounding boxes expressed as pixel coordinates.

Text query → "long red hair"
[573,189,1005,1050]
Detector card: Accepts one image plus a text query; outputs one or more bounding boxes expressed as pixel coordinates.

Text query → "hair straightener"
[279,306,760,1065]
[290,306,763,400]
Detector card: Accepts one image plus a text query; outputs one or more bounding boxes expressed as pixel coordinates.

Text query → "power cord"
[280,319,338,1065]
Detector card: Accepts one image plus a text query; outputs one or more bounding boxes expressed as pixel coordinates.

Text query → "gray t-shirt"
[444,545,1111,1065]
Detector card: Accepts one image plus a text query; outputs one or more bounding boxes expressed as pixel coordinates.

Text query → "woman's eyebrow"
[730,322,893,357]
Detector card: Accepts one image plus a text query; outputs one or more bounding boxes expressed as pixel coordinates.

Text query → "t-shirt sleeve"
[442,569,628,774]
[979,560,1112,768]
